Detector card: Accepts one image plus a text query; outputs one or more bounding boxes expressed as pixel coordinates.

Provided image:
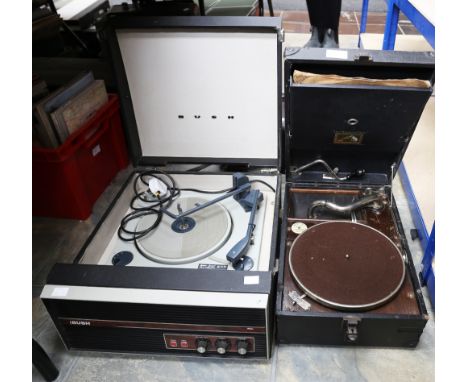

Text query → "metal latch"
[288,291,311,311]
[354,54,373,63]
[343,316,361,343]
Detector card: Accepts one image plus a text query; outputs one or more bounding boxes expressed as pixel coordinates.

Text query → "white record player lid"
[109,16,281,166]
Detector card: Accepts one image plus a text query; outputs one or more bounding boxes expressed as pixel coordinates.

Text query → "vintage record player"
[41,15,283,359]
[276,48,435,347]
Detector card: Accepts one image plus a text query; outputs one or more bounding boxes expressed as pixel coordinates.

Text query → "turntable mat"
[289,221,405,310]
[136,197,232,264]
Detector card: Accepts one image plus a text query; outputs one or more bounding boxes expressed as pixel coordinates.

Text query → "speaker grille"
[45,299,266,326]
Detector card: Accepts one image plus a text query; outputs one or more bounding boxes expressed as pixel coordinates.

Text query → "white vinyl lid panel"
[116,30,278,160]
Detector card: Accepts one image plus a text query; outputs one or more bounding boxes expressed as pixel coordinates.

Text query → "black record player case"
[276,48,435,347]
[41,14,283,359]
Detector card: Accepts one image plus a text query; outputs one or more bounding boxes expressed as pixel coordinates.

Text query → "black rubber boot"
[303,26,321,48]
[322,28,339,48]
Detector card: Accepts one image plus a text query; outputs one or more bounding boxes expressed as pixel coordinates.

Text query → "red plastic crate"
[33,94,129,220]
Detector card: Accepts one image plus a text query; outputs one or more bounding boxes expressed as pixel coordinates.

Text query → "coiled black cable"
[130,170,180,211]
[118,208,163,241]
[249,179,276,193]
[118,170,178,242]
[118,170,277,243]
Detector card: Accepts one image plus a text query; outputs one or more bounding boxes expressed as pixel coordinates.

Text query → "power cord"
[118,170,276,244]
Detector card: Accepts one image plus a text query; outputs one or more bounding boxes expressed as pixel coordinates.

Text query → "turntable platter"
[136,197,232,264]
[289,221,405,311]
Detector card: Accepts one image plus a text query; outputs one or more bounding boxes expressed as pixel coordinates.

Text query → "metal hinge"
[273,258,279,273]
[389,162,396,207]
[259,168,278,174]
[400,248,409,265]
[278,28,285,43]
[343,316,361,343]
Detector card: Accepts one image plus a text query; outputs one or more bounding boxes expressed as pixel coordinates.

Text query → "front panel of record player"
[42,286,270,358]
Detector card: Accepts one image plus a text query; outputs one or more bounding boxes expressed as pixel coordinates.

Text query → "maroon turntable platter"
[289,221,405,311]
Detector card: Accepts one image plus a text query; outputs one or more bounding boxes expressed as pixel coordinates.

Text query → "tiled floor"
[270,10,420,36]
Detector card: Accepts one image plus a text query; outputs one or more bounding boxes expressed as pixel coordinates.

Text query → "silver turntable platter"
[136,197,232,264]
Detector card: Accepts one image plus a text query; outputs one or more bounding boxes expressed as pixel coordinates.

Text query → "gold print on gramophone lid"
[333,131,365,145]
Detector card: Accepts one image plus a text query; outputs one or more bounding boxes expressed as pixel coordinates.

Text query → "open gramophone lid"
[289,221,405,311]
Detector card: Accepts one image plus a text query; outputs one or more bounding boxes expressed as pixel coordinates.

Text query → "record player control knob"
[236,340,248,356]
[196,339,209,354]
[215,339,230,355]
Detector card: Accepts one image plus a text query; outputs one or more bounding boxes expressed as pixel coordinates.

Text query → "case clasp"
[288,291,311,311]
[343,316,361,343]
[354,54,373,63]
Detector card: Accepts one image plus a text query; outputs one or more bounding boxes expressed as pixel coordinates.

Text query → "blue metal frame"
[383,0,435,50]
[358,0,435,50]
[358,0,369,48]
[398,163,435,309]
[398,162,429,249]
[421,223,435,308]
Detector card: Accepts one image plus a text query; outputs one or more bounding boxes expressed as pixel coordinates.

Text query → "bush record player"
[276,48,435,347]
[41,15,283,359]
